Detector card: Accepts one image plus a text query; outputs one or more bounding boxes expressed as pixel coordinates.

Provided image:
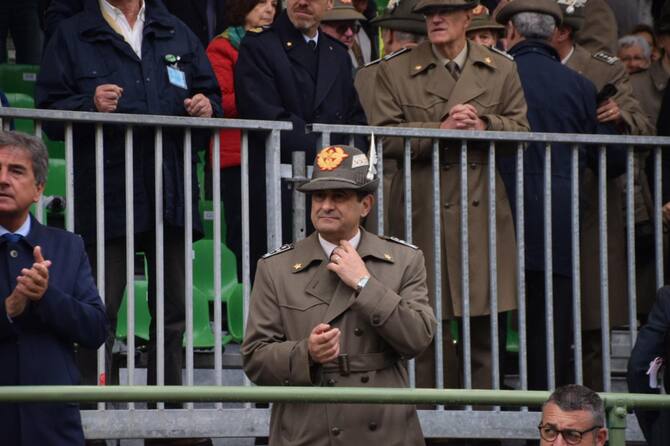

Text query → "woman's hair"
[227,0,279,28]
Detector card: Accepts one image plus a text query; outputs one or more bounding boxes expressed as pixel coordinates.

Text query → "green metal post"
[606,400,627,446]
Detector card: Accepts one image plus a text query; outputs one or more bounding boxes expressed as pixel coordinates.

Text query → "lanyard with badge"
[164,54,188,89]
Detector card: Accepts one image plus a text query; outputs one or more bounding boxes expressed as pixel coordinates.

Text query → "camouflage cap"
[555,0,585,30]
[298,145,379,193]
[412,0,479,15]
[495,0,563,26]
[467,5,504,33]
[370,0,427,35]
[323,0,367,22]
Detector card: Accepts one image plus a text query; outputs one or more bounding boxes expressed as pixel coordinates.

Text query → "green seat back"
[188,286,216,348]
[4,92,35,134]
[199,200,227,241]
[116,279,151,341]
[0,64,39,97]
[193,239,238,302]
[45,158,66,198]
[506,312,519,354]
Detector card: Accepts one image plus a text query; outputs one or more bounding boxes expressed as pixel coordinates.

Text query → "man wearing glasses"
[538,384,608,446]
[320,0,370,69]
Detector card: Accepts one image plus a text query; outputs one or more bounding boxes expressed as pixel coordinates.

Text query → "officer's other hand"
[308,323,341,364]
[441,104,486,130]
[5,289,28,318]
[94,84,123,113]
[184,93,213,118]
[596,99,621,124]
[327,240,370,289]
[16,246,51,302]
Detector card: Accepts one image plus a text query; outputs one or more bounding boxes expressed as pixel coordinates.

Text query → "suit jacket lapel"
[447,42,488,107]
[275,12,317,77]
[313,37,340,110]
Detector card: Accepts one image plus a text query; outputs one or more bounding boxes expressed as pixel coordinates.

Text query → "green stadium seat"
[199,200,227,241]
[189,286,215,348]
[506,312,519,354]
[226,283,244,343]
[193,239,238,303]
[45,158,66,198]
[116,279,151,341]
[4,92,35,134]
[0,64,39,97]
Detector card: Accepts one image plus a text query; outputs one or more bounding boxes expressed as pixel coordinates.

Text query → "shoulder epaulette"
[363,57,383,68]
[487,45,514,61]
[383,47,411,61]
[262,243,294,259]
[592,51,618,65]
[381,235,418,249]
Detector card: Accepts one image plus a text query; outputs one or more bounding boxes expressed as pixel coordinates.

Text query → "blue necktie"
[2,233,22,243]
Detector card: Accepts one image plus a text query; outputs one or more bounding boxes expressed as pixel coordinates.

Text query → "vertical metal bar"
[376,137,384,235]
[183,130,194,409]
[488,141,500,407]
[432,140,444,409]
[460,140,472,397]
[94,124,105,410]
[241,130,252,393]
[65,124,75,232]
[571,144,583,385]
[626,147,637,349]
[34,122,44,224]
[654,147,664,290]
[321,131,331,148]
[348,134,355,146]
[544,143,555,390]
[292,151,306,242]
[124,127,135,410]
[154,128,165,409]
[212,131,223,409]
[402,138,415,387]
[598,145,611,392]
[265,130,282,251]
[516,142,527,400]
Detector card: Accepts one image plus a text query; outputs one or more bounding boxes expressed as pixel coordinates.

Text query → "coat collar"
[508,39,560,61]
[1,214,45,250]
[79,0,177,42]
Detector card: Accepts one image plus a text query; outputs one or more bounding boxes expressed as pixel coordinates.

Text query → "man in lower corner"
[242,144,437,446]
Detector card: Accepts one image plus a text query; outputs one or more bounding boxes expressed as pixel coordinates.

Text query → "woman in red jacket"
[206,0,278,275]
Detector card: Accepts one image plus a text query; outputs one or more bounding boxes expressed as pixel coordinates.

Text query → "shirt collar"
[561,45,575,65]
[432,42,468,70]
[100,0,145,26]
[302,29,319,46]
[0,215,31,238]
[318,229,361,258]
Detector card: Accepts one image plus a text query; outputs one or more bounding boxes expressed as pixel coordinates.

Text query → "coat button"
[472,200,479,207]
[371,315,381,325]
[354,328,363,336]
[470,163,477,169]
[327,378,336,386]
[360,375,369,383]
[368,421,377,431]
[331,427,341,436]
[444,202,451,209]
[10,250,18,258]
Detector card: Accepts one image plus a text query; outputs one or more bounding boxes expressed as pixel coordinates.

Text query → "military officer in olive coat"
[371,0,528,391]
[551,0,653,391]
[242,145,436,446]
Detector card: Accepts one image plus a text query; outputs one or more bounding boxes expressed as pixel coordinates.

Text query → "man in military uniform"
[466,5,504,48]
[550,0,652,391]
[242,144,436,446]
[372,0,528,392]
[235,0,367,280]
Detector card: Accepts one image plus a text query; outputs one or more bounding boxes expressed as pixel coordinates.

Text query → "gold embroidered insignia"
[316,146,349,171]
[293,263,302,270]
[384,253,393,261]
[484,56,492,64]
[286,41,293,48]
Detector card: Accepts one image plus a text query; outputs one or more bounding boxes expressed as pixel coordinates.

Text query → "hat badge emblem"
[316,146,350,171]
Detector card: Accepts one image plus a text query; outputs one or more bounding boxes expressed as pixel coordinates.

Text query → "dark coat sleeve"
[627,286,670,445]
[43,0,84,45]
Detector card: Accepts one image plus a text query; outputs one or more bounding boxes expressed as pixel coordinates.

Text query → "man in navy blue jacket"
[0,130,107,445]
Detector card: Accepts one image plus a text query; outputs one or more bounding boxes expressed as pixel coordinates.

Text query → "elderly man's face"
[424,8,470,47]
[618,44,650,74]
[539,402,607,446]
[467,29,497,47]
[311,189,372,243]
[287,0,333,37]
[0,146,43,230]
[321,21,360,48]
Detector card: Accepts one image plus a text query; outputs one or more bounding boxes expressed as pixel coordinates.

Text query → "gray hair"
[618,34,652,61]
[394,30,425,44]
[543,384,605,427]
[0,130,49,186]
[511,12,556,41]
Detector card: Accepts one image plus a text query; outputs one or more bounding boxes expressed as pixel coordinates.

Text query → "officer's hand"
[4,290,28,318]
[441,104,486,130]
[308,323,341,364]
[596,99,621,124]
[16,246,51,302]
[184,94,213,118]
[663,202,670,225]
[94,84,123,113]
[327,241,370,290]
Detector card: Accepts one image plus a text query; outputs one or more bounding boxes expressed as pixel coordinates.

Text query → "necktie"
[446,61,460,81]
[2,233,22,243]
[351,39,365,67]
[307,40,317,52]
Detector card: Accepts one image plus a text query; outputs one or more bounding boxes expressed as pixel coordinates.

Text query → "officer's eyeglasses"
[334,22,361,34]
[537,423,602,445]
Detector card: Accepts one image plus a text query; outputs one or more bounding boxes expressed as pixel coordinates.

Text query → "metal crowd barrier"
[0,107,669,442]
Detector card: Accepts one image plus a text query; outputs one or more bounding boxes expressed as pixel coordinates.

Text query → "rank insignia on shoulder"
[262,243,294,259]
[592,51,618,65]
[487,46,514,61]
[382,236,418,249]
[383,47,411,61]
[363,57,382,68]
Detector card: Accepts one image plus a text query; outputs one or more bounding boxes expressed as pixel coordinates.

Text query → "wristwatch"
[355,275,370,294]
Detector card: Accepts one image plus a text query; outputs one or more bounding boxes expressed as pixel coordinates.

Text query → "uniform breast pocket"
[74,65,115,96]
[471,96,501,115]
[402,100,449,122]
[278,299,327,338]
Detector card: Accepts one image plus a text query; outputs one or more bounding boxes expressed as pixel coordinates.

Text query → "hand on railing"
[94,84,124,113]
[440,104,486,131]
[184,94,213,118]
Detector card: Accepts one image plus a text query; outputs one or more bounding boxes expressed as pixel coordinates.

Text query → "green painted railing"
[1,386,669,444]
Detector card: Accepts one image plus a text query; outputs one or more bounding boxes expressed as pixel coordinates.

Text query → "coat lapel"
[275,13,318,79]
[313,37,340,110]
[446,42,489,107]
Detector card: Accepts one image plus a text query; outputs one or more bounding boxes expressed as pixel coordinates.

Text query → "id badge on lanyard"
[165,54,188,89]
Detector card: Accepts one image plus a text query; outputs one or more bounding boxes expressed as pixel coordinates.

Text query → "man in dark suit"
[234,0,366,279]
[0,130,107,446]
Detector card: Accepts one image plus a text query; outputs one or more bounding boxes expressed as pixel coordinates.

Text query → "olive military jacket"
[242,229,436,446]
[371,40,528,318]
[631,60,670,132]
